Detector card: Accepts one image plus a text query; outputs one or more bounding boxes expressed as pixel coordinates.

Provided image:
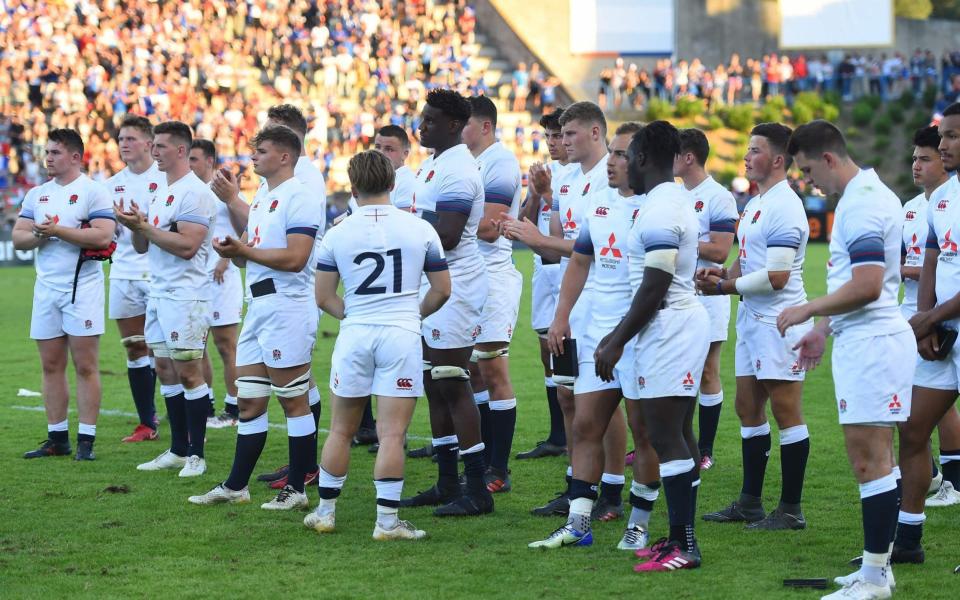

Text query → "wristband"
[716,280,724,295]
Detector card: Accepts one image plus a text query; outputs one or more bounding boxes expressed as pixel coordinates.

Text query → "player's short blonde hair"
[348,150,395,197]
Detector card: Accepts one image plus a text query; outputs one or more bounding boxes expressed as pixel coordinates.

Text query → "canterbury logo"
[937,199,949,211]
[599,233,622,258]
[595,206,609,216]
[396,378,414,389]
[560,184,570,194]
[905,210,916,220]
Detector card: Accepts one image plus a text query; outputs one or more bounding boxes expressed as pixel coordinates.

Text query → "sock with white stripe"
[697,391,723,455]
[77,422,96,444]
[184,384,210,458]
[860,472,898,587]
[779,424,809,509]
[662,459,697,553]
[127,355,157,429]
[286,414,318,493]
[224,394,239,417]
[161,384,188,457]
[317,467,347,516]
[375,478,403,529]
[545,378,565,446]
[600,472,625,506]
[741,422,771,499]
[628,480,660,528]
[48,419,69,445]
[940,449,960,488]
[489,398,517,473]
[225,412,268,491]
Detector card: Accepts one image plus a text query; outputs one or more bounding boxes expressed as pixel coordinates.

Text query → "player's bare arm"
[697,249,789,295]
[477,202,509,243]
[431,208,469,250]
[211,167,249,235]
[140,218,208,260]
[12,216,47,251]
[777,265,883,335]
[500,212,570,263]
[519,162,551,223]
[113,199,150,253]
[546,250,590,356]
[314,269,344,319]
[698,231,736,265]
[224,232,313,272]
[421,268,452,319]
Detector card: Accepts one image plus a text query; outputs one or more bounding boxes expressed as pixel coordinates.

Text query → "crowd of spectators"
[0,0,551,221]
[599,49,960,113]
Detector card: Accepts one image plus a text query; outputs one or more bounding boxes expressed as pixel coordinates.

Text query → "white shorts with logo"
[633,305,710,398]
[145,296,211,351]
[422,269,488,349]
[833,329,916,424]
[698,293,731,343]
[575,316,640,399]
[236,294,317,368]
[531,262,562,333]
[476,267,522,344]
[31,278,105,339]
[734,304,812,381]
[210,268,244,327]
[330,323,422,398]
[108,278,150,319]
[913,322,960,391]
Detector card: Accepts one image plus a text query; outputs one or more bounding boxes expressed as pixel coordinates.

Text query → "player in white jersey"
[779,121,915,599]
[189,139,242,429]
[398,89,493,517]
[305,150,451,540]
[698,123,812,531]
[107,115,163,443]
[115,121,216,478]
[891,103,960,566]
[189,126,323,511]
[375,125,417,211]
[212,104,327,487]
[15,128,115,461]
[503,101,624,518]
[461,95,523,492]
[675,129,739,469]
[530,123,661,551]
[514,108,569,460]
[901,126,960,508]
[594,121,709,572]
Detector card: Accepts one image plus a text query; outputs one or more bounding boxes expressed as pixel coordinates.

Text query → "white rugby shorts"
[574,315,640,399]
[330,323,422,398]
[734,304,812,382]
[31,278,105,339]
[108,279,150,320]
[145,296,211,351]
[632,305,710,398]
[698,293,731,343]
[422,269,488,350]
[833,329,916,424]
[210,268,243,327]
[531,263,562,333]
[476,267,522,344]
[236,294,316,368]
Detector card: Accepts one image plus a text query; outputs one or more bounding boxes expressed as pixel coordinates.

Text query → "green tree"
[931,0,960,19]
[896,0,933,19]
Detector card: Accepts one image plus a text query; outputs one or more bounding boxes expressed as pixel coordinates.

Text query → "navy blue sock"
[164,393,189,456]
[780,438,810,506]
[940,451,960,488]
[663,468,695,548]
[600,480,624,505]
[225,402,239,418]
[225,421,267,491]
[310,401,322,431]
[741,432,771,498]
[863,488,899,554]
[128,365,157,429]
[435,443,460,492]
[546,385,566,446]
[489,406,517,472]
[49,429,69,445]
[208,392,216,417]
[698,404,722,455]
[462,448,487,495]
[287,434,315,493]
[185,398,208,458]
[478,402,492,463]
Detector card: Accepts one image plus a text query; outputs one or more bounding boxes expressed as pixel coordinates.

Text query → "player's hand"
[113,199,147,231]
[32,214,61,238]
[917,333,941,361]
[777,304,812,337]
[213,235,246,259]
[213,257,230,284]
[594,331,623,383]
[211,167,240,204]
[696,266,726,281]
[529,162,552,197]
[792,328,826,371]
[695,272,725,295]
[546,317,571,356]
[908,310,936,341]
[501,215,541,244]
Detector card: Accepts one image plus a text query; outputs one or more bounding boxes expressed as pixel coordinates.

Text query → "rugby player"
[306,150,451,539]
[502,101,624,518]
[461,95,523,492]
[398,89,492,516]
[188,125,323,509]
[529,122,661,551]
[107,115,163,443]
[894,102,960,564]
[780,120,914,599]
[674,128,738,469]
[515,108,569,460]
[594,121,709,572]
[16,128,115,461]
[116,121,216,478]
[188,139,242,428]
[698,123,812,531]
[901,125,960,508]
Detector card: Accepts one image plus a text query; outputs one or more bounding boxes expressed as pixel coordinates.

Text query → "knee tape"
[121,335,146,347]
[170,348,204,361]
[148,342,171,358]
[552,374,575,390]
[422,360,432,372]
[430,365,470,381]
[471,347,509,361]
[236,375,272,399]
[272,370,311,398]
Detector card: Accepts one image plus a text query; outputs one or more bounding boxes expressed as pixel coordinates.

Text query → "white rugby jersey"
[315,203,448,334]
[391,165,417,211]
[145,171,216,300]
[412,143,485,276]
[828,169,911,339]
[925,175,960,314]
[552,154,609,290]
[736,179,809,317]
[627,182,699,308]
[296,156,328,263]
[19,174,114,292]
[246,177,322,297]
[572,186,644,316]
[107,162,161,281]
[476,142,522,272]
[688,175,739,270]
[533,161,573,269]
[901,190,931,315]
[207,191,240,275]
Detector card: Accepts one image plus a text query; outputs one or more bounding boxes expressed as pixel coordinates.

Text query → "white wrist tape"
[766,246,797,272]
[644,248,678,275]
[734,269,775,295]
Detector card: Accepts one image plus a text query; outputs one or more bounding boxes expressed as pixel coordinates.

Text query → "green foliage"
[766,95,787,111]
[897,172,916,188]
[823,90,843,108]
[705,115,724,131]
[645,98,673,121]
[888,103,904,124]
[897,91,916,110]
[873,134,891,152]
[791,102,814,125]
[758,101,784,125]
[719,104,755,132]
[909,109,933,131]
[870,155,885,169]
[845,126,861,140]
[895,0,933,19]
[923,84,939,109]
[874,115,893,136]
[863,95,883,110]
[932,0,960,19]
[851,102,874,127]
[821,103,840,122]
[674,96,705,119]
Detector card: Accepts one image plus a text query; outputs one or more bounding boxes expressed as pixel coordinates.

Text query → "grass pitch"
[1,246,957,599]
